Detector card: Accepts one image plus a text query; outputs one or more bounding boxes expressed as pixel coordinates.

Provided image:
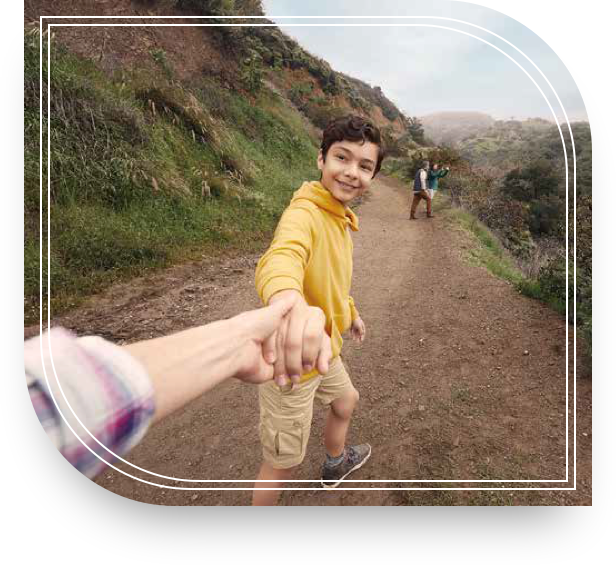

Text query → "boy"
[252,115,384,505]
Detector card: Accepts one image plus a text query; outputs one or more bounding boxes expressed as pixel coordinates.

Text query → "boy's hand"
[351,317,366,343]
[269,290,332,385]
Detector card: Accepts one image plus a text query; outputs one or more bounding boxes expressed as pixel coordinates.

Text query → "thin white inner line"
[38,17,576,490]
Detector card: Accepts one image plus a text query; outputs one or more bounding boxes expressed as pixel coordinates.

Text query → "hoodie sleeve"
[438,169,450,179]
[256,206,314,305]
[348,295,359,321]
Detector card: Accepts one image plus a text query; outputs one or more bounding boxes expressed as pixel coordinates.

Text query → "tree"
[407,116,426,145]
[502,159,559,202]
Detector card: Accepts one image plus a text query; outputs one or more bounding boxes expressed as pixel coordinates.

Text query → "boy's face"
[317,140,379,205]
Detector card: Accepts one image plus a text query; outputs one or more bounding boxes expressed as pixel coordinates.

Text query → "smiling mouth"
[338,181,358,190]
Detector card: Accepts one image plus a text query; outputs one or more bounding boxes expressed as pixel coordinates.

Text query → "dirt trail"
[52,175,590,505]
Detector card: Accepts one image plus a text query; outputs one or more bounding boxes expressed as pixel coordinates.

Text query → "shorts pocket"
[275,421,304,457]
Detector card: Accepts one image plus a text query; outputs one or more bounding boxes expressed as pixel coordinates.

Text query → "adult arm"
[124,297,296,422]
[24,299,296,478]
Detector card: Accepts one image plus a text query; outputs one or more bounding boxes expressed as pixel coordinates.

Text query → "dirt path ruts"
[50,175,590,505]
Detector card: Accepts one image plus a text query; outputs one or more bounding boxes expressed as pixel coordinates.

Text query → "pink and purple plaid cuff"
[25,328,155,479]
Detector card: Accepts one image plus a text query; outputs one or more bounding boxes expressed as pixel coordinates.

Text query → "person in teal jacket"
[428,163,450,201]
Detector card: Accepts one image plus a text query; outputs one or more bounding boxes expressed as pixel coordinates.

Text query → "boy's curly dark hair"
[320,115,385,177]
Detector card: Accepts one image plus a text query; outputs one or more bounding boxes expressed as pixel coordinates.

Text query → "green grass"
[516,278,566,315]
[24,31,319,324]
[440,204,525,286]
[438,199,575,336]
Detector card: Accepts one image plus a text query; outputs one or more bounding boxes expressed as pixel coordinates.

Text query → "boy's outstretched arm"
[256,207,332,384]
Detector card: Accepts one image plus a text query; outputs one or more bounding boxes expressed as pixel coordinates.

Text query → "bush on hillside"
[528,197,563,237]
[240,49,264,94]
[499,160,564,238]
[573,194,592,354]
[502,159,560,202]
[175,0,236,16]
[301,102,347,130]
[288,82,314,106]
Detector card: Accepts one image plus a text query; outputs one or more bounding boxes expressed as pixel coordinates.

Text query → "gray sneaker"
[321,444,372,489]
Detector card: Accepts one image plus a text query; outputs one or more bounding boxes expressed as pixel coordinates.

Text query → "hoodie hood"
[290,181,359,231]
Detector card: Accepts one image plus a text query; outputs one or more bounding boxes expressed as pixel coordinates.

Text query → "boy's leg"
[252,461,296,506]
[253,378,320,505]
[316,357,371,488]
[324,386,359,457]
[426,193,433,217]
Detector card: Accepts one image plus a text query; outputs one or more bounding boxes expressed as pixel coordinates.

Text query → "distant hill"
[421,111,495,145]
[456,118,592,192]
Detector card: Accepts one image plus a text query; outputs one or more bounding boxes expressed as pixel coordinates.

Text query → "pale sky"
[261,0,587,123]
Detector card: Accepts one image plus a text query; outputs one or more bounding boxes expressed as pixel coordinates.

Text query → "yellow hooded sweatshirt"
[255,180,360,382]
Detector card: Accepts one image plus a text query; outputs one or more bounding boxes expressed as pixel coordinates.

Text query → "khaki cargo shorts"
[258,356,354,469]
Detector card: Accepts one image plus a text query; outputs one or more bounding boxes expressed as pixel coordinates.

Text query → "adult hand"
[350,316,366,343]
[269,289,332,385]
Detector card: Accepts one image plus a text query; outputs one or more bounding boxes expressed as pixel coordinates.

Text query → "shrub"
[288,82,314,106]
[240,50,264,94]
[301,102,347,130]
[502,160,560,202]
[150,48,173,80]
[175,0,236,16]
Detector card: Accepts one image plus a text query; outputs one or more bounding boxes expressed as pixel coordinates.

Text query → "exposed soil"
[44,175,591,505]
[26,1,241,86]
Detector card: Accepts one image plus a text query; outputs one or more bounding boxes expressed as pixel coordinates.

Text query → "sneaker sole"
[320,445,372,489]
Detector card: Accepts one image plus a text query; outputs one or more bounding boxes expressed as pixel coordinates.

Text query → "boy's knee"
[259,460,297,481]
[331,387,359,419]
[271,464,297,480]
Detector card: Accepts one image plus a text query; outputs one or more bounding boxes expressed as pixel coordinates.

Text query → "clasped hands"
[265,289,332,386]
[232,289,366,387]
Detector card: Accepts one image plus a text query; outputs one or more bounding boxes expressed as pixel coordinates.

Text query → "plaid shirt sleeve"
[25,328,155,479]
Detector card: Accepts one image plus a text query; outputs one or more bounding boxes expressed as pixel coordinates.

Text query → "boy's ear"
[317,150,324,171]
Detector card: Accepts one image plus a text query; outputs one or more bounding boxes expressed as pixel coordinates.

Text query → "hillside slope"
[24,0,409,323]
